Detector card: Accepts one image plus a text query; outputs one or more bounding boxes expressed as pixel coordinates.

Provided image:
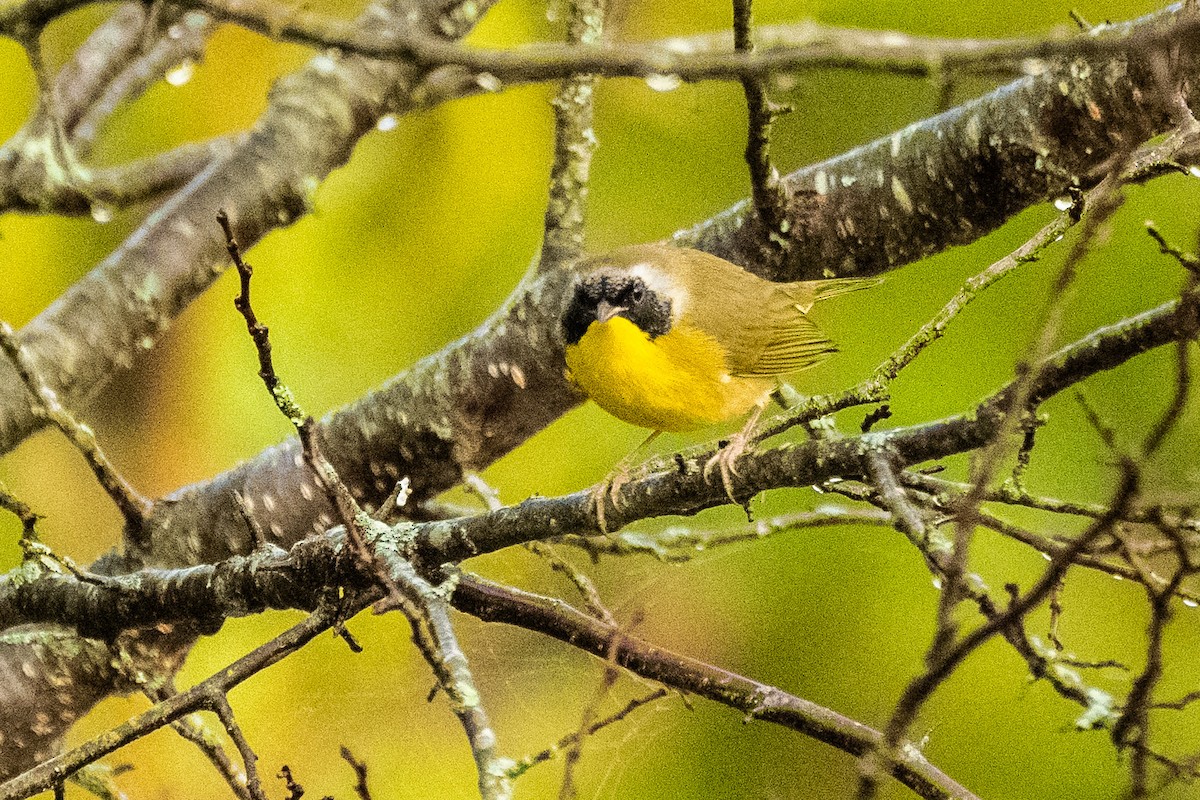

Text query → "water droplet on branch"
[645,74,682,92]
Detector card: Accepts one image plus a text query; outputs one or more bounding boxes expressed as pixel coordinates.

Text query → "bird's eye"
[629,283,644,303]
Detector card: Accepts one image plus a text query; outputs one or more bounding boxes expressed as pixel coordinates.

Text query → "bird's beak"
[595,300,625,323]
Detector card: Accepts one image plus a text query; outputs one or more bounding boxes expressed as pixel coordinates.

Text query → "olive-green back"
[587,244,877,379]
[669,249,874,379]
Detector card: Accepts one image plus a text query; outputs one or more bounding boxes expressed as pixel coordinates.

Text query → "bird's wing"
[733,310,839,378]
[727,276,879,378]
[681,255,883,378]
[674,255,827,379]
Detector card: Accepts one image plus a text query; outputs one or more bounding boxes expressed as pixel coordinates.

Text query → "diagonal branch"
[0,0,497,455]
[0,608,337,800]
[3,287,1194,635]
[129,8,1200,575]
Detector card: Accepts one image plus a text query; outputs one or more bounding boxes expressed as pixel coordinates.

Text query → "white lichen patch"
[813,170,829,195]
[891,177,914,214]
[964,115,982,149]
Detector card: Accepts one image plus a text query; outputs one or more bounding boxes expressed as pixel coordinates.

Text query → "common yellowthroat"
[562,244,877,506]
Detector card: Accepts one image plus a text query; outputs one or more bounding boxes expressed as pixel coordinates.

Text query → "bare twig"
[1146,222,1200,274]
[206,692,268,800]
[732,0,791,269]
[0,321,151,534]
[222,218,512,800]
[561,630,626,799]
[861,447,928,544]
[277,764,304,800]
[71,10,215,153]
[1112,526,1193,796]
[0,609,337,800]
[1142,224,1199,454]
[526,542,615,624]
[902,471,1199,533]
[506,689,670,780]
[974,512,1200,605]
[0,481,39,540]
[340,746,372,800]
[164,706,253,800]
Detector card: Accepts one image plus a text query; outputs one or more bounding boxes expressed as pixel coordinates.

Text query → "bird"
[561,243,878,526]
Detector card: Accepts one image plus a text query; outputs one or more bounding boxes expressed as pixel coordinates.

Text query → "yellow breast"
[564,317,772,432]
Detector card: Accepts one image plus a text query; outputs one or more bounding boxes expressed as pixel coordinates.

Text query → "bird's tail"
[808,276,883,302]
[781,275,882,313]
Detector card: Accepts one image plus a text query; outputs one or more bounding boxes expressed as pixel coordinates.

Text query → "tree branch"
[3,287,1194,633]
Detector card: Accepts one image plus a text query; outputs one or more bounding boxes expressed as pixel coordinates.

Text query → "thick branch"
[119,7,1200,573]
[0,0,498,781]
[4,288,1193,633]
[0,0,491,455]
[1,1,1197,785]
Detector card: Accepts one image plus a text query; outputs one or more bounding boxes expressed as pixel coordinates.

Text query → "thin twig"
[560,628,626,799]
[71,10,215,153]
[861,447,928,544]
[0,321,151,533]
[21,30,91,204]
[526,542,615,624]
[0,609,337,800]
[1142,224,1199,454]
[340,746,372,800]
[1112,526,1193,796]
[0,479,39,540]
[733,0,791,269]
[221,216,511,800]
[556,507,894,561]
[167,709,254,800]
[902,471,1199,532]
[206,692,268,800]
[506,689,670,780]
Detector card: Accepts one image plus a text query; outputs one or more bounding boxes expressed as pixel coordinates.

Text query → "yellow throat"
[564,316,772,432]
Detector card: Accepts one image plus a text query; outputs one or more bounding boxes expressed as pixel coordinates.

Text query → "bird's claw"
[704,433,752,502]
[589,467,631,534]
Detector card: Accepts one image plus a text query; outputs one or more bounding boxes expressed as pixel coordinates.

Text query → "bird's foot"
[589,430,663,534]
[589,464,633,535]
[704,430,753,502]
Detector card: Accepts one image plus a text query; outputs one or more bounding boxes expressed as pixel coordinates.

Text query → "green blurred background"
[2,0,1199,797]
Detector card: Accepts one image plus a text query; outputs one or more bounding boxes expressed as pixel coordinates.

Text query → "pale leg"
[591,430,662,533]
[703,401,765,502]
